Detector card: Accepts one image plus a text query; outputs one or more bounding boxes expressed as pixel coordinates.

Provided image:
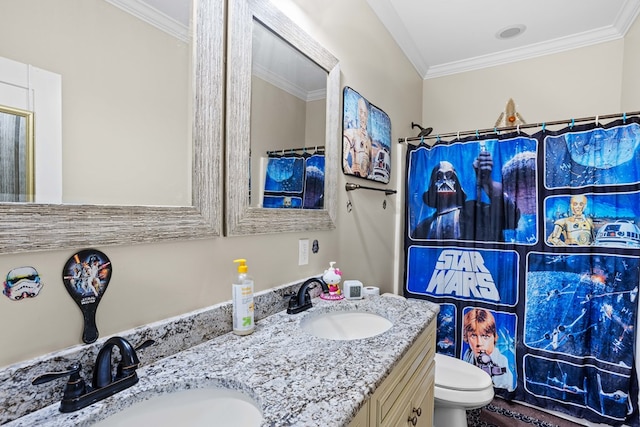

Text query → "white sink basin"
[300,310,392,340]
[94,387,263,427]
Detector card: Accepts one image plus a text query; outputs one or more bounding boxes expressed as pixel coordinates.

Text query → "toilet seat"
[434,353,493,391]
[433,353,495,426]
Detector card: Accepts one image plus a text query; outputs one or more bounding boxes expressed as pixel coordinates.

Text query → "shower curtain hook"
[436,134,441,143]
[516,124,520,134]
[475,130,480,139]
[541,123,546,133]
[595,115,599,126]
[623,113,627,123]
[457,131,460,139]
[570,118,575,129]
[420,135,425,145]
[494,127,500,135]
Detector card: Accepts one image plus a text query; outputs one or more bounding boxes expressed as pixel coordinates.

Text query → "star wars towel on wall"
[404,118,640,426]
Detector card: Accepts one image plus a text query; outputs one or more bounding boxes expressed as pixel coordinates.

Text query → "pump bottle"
[232,259,255,335]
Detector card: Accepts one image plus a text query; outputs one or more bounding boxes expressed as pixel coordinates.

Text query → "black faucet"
[287,277,329,314]
[32,337,154,413]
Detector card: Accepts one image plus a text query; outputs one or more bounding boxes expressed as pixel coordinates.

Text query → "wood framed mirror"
[225,0,340,236]
[0,0,222,254]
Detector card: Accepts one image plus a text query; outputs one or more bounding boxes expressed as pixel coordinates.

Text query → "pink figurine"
[320,262,344,301]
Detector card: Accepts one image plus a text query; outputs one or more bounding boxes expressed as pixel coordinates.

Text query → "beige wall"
[282,0,423,291]
[422,40,626,134]
[0,0,423,368]
[622,11,640,110]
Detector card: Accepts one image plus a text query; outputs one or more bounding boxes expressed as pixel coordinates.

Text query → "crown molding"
[253,63,326,102]
[425,26,624,79]
[367,0,640,80]
[104,0,189,43]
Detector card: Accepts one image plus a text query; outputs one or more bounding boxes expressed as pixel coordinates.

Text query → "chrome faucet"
[32,337,154,413]
[287,277,329,314]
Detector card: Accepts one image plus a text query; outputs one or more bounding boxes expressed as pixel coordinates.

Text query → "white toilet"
[433,353,495,427]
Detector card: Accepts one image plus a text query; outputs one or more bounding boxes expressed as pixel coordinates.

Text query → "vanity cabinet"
[350,320,436,427]
[349,400,370,427]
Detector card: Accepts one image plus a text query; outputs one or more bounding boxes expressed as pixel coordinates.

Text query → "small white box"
[343,280,364,300]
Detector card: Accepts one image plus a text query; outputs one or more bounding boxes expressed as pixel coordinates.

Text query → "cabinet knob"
[412,407,422,417]
[408,415,418,426]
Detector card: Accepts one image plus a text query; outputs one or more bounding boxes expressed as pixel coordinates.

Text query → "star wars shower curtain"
[404,118,640,426]
[262,152,325,209]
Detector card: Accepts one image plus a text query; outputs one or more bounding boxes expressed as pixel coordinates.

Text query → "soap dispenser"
[232,259,255,335]
[319,261,344,301]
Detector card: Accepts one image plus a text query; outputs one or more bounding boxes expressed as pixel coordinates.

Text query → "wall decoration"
[2,266,43,301]
[494,98,526,128]
[62,249,112,344]
[342,86,391,184]
[0,104,34,202]
[404,117,640,426]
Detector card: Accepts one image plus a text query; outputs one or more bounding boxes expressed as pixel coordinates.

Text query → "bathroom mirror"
[0,0,222,253]
[249,21,328,210]
[225,0,340,235]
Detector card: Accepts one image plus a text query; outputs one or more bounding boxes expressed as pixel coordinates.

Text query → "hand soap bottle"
[232,259,255,335]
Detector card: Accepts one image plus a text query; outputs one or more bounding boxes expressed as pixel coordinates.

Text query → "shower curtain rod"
[266,145,325,156]
[397,110,640,145]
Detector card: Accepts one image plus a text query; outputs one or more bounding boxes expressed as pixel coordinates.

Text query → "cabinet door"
[408,365,435,427]
[369,321,436,426]
[349,400,369,427]
[384,360,434,427]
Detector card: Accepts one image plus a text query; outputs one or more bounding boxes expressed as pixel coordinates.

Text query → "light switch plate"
[298,239,309,265]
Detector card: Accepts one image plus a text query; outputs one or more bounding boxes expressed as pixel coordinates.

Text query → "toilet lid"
[434,353,493,391]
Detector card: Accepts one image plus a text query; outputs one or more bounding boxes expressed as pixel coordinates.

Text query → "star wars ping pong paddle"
[62,249,112,344]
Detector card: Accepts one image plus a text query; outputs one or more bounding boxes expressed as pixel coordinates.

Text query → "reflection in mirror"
[0,0,222,253]
[250,20,327,210]
[0,0,192,206]
[0,105,34,202]
[226,0,339,235]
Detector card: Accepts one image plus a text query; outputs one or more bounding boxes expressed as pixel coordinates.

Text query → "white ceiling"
[367,0,640,79]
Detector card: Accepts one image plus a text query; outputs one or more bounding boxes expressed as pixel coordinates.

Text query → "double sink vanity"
[4,285,438,426]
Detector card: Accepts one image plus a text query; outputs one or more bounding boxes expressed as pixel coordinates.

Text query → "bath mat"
[467,399,585,427]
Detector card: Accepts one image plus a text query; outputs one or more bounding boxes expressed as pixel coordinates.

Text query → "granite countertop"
[6,295,438,427]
